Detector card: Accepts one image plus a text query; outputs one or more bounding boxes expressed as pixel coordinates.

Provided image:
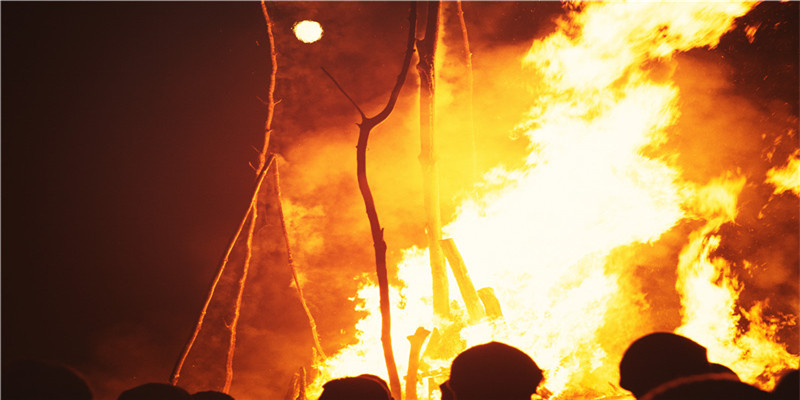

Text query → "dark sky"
[2,2,798,399]
[3,1,269,363]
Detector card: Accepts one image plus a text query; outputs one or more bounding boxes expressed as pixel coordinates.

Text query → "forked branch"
[321,4,417,400]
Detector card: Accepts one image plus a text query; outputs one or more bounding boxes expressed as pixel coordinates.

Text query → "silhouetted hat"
[449,341,543,400]
[319,375,392,400]
[191,391,235,400]
[118,383,191,400]
[619,332,710,398]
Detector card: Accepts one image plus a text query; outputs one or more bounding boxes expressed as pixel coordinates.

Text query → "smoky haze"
[2,2,797,400]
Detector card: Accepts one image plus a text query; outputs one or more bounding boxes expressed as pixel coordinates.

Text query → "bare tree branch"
[322,4,417,400]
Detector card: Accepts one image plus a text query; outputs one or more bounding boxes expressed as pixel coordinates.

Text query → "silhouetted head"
[191,391,235,400]
[772,369,799,400]
[619,332,710,398]
[449,341,543,400]
[2,359,93,400]
[118,383,191,400]
[318,375,392,400]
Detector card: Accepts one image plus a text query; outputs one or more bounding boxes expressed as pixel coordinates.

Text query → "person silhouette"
[118,383,191,400]
[2,359,93,400]
[191,390,235,400]
[448,341,543,400]
[619,332,711,398]
[772,369,799,400]
[318,375,393,400]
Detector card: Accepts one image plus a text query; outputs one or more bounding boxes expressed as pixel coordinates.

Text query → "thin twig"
[321,67,366,119]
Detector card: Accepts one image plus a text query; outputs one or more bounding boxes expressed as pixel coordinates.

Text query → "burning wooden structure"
[171,2,799,400]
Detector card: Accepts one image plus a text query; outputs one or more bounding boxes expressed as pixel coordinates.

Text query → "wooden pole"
[169,154,275,385]
[477,287,503,318]
[223,2,279,391]
[223,186,260,393]
[273,160,326,359]
[405,327,431,400]
[440,238,485,323]
[455,0,478,183]
[416,0,449,320]
[170,1,278,386]
[321,5,417,399]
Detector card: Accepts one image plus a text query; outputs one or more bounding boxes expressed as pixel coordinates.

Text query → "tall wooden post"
[416,0,449,320]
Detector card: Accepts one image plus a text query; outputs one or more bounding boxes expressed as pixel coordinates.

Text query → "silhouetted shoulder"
[640,373,770,400]
[2,359,93,400]
[773,369,799,400]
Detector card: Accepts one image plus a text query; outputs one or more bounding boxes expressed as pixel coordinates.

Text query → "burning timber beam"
[440,238,486,323]
[405,327,432,400]
[477,287,502,318]
[416,0,450,320]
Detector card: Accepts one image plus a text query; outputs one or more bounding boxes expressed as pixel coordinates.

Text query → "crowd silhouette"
[2,333,797,400]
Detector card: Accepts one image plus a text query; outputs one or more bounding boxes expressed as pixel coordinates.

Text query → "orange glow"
[766,150,800,196]
[298,2,796,400]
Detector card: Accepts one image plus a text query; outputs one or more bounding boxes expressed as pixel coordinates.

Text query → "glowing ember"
[293,20,323,43]
[766,150,800,196]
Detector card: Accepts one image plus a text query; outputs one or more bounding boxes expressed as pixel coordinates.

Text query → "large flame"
[307,2,796,399]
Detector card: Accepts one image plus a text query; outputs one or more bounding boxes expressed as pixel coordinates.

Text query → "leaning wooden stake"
[416,0,449,320]
[273,160,326,359]
[322,4,417,400]
[283,367,308,400]
[223,1,279,392]
[224,170,263,392]
[169,0,278,387]
[440,238,485,323]
[170,154,275,385]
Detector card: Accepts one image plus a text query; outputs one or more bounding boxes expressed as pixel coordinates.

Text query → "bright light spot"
[293,20,323,43]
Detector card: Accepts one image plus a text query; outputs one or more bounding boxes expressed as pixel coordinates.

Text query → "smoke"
[66,2,796,399]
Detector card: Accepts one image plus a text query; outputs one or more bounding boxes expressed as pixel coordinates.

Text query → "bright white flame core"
[293,20,323,43]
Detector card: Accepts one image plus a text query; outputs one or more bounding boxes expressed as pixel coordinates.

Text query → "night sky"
[2,2,798,400]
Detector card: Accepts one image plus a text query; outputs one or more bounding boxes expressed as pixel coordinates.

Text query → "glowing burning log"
[440,238,486,323]
[406,327,432,400]
[477,287,502,319]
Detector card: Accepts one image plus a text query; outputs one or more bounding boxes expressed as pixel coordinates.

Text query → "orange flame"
[307,2,797,399]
